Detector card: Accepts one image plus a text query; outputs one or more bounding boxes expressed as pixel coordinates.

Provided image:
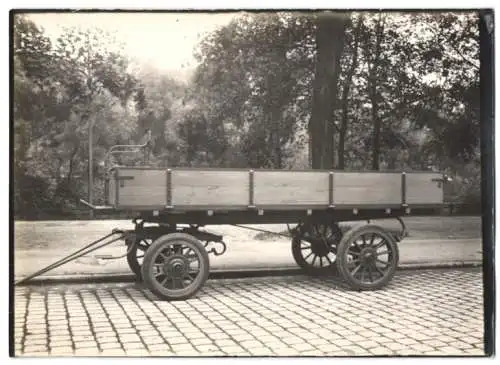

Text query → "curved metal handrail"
[103,132,152,205]
[104,131,152,170]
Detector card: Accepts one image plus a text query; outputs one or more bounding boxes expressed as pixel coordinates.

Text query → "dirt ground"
[15,216,481,252]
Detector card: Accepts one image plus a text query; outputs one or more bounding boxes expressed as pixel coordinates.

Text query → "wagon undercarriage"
[16,208,410,301]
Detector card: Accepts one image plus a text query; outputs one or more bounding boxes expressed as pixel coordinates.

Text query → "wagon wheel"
[336,225,399,291]
[141,233,210,301]
[291,222,342,275]
[126,236,156,281]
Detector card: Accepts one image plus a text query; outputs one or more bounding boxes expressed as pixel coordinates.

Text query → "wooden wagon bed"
[105,167,446,224]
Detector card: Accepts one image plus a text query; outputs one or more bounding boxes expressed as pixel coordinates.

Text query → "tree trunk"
[367,13,385,171]
[309,12,350,169]
[338,15,363,170]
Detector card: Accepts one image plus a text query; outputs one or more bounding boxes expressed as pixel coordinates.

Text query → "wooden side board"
[171,170,249,206]
[333,172,402,205]
[110,167,445,210]
[254,171,330,205]
[406,172,443,204]
[117,169,167,207]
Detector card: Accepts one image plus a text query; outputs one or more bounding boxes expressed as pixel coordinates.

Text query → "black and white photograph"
[11,7,494,358]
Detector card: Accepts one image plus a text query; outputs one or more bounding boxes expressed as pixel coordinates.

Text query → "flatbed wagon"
[18,140,450,301]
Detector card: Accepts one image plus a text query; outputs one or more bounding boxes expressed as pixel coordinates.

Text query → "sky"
[27,12,238,80]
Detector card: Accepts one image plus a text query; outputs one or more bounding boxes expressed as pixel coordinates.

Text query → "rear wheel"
[336,225,399,291]
[291,222,342,275]
[141,233,210,301]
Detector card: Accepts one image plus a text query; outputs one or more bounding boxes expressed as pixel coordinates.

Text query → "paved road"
[13,268,485,357]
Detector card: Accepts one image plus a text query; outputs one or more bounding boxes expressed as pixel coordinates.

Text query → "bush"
[444,162,481,215]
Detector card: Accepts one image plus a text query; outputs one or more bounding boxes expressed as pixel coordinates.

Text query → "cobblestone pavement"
[13,268,485,357]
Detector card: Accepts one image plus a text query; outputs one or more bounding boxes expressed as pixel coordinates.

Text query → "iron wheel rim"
[127,237,153,278]
[148,240,204,295]
[344,231,397,286]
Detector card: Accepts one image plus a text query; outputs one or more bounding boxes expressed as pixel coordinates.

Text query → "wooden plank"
[333,172,402,205]
[406,173,444,204]
[254,171,330,205]
[171,170,248,206]
[117,169,167,207]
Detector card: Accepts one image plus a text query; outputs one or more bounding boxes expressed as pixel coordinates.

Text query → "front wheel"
[141,233,210,301]
[126,236,154,281]
[336,225,399,291]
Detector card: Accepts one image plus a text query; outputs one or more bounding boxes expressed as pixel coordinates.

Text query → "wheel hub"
[310,239,331,256]
[163,256,188,278]
[360,247,377,263]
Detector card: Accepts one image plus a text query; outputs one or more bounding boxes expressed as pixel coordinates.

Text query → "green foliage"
[13,15,145,218]
[13,11,481,218]
[191,12,317,168]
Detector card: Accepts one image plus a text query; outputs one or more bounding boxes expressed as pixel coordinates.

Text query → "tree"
[337,14,363,169]
[308,12,350,169]
[192,12,317,168]
[13,16,142,216]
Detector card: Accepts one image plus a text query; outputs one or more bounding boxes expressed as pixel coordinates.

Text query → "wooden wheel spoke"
[171,277,185,289]
[348,249,361,256]
[374,263,386,276]
[349,257,361,265]
[311,255,317,267]
[154,270,164,278]
[319,257,324,268]
[303,251,314,261]
[359,265,366,281]
[136,243,149,251]
[324,255,332,265]
[160,276,170,286]
[377,250,389,256]
[367,264,374,282]
[374,240,387,250]
[300,244,312,250]
[159,251,171,261]
[369,234,375,246]
[376,258,389,266]
[350,263,363,276]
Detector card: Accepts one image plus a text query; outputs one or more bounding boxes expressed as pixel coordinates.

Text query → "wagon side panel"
[253,171,330,206]
[333,172,402,206]
[405,173,444,205]
[116,169,167,208]
[171,170,249,207]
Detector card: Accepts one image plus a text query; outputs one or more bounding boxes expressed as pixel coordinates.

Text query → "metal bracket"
[204,241,227,256]
[394,217,408,242]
